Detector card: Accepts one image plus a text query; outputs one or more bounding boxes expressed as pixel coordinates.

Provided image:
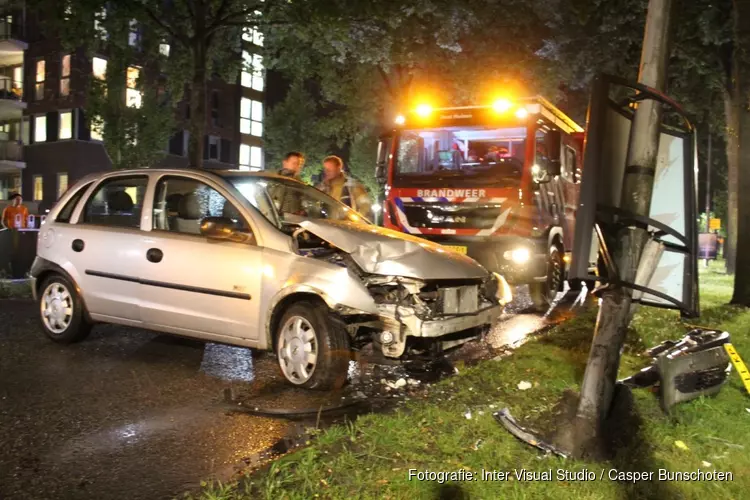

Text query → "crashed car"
[31,170,511,389]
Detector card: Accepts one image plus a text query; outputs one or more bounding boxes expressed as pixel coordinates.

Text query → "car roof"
[77,168,305,185]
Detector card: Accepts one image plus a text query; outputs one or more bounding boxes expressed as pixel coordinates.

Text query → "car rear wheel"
[529,245,564,310]
[275,301,351,390]
[39,274,92,344]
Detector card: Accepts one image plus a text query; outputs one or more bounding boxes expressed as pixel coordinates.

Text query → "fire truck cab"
[376,97,585,308]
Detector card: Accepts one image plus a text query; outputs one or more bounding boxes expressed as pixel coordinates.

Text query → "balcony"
[0,16,26,66]
[0,77,24,119]
[0,139,24,172]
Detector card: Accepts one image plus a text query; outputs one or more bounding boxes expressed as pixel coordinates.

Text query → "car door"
[138,174,263,342]
[61,174,149,323]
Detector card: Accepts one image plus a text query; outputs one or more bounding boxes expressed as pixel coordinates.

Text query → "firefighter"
[317,155,371,215]
[277,151,305,180]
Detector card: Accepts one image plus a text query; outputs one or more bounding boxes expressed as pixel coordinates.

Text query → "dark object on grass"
[619,329,731,412]
[493,408,569,458]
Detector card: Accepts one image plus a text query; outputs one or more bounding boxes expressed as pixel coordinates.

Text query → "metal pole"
[706,117,712,267]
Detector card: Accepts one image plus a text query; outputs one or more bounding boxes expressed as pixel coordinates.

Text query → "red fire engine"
[375,97,585,308]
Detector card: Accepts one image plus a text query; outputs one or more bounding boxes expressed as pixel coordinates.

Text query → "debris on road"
[674,440,689,451]
[464,410,472,420]
[517,381,532,391]
[619,329,732,412]
[493,408,569,458]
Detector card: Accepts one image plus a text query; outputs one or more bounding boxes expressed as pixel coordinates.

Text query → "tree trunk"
[567,0,673,457]
[187,1,208,169]
[724,88,740,273]
[187,43,207,168]
[731,0,750,303]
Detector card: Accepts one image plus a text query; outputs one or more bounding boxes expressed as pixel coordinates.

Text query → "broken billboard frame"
[569,74,699,318]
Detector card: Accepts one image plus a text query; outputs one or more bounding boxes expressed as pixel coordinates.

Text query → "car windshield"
[395,126,526,187]
[222,175,370,227]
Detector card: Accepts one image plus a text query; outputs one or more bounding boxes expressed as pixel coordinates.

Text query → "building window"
[159,42,170,56]
[126,66,142,108]
[240,98,262,137]
[12,66,22,98]
[93,57,107,80]
[239,144,250,170]
[35,59,45,101]
[90,115,104,141]
[242,26,264,46]
[211,91,219,126]
[60,54,71,97]
[94,9,107,40]
[128,19,140,48]
[33,176,43,201]
[34,115,47,143]
[208,136,219,160]
[250,146,262,169]
[57,173,69,199]
[59,111,72,140]
[241,51,264,91]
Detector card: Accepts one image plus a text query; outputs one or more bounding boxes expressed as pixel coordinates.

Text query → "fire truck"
[375,97,585,308]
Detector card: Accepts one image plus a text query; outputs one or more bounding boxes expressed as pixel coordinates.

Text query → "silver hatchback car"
[31,169,511,389]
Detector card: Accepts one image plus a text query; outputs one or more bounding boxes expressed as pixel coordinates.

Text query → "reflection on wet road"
[0,286,583,499]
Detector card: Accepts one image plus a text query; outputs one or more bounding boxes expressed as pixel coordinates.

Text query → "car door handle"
[146,248,163,263]
[72,239,84,252]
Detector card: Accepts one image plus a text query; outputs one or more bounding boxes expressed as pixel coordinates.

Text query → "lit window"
[93,57,107,79]
[35,59,45,100]
[126,66,142,108]
[34,115,47,143]
[90,116,103,141]
[242,27,264,46]
[250,146,262,168]
[60,54,71,97]
[33,176,43,201]
[94,9,108,40]
[59,111,72,140]
[128,19,140,48]
[239,144,250,168]
[57,173,68,199]
[159,43,170,56]
[240,98,263,137]
[242,51,264,91]
[12,66,22,98]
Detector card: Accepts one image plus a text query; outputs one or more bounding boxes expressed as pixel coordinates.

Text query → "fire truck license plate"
[444,245,468,254]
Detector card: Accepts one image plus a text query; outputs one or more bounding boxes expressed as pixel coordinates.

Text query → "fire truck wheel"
[529,245,564,310]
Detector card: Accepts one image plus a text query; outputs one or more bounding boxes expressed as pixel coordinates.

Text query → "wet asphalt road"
[0,287,576,500]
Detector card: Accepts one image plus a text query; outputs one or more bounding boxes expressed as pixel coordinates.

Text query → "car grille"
[402,203,504,229]
[418,283,482,315]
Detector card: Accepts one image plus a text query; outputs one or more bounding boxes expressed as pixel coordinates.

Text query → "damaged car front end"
[222,172,511,388]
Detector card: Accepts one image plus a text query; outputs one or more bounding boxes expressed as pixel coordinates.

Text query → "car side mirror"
[200,216,255,245]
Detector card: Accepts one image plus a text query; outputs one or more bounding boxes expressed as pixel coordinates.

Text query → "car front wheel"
[39,274,92,344]
[275,301,351,390]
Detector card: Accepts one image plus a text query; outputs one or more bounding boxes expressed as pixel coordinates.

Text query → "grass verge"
[192,261,749,500]
[0,279,32,299]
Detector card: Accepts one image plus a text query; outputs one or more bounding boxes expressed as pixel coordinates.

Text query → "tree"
[730,0,750,304]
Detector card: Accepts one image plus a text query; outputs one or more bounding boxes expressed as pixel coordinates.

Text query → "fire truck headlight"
[492,98,512,113]
[515,107,529,119]
[493,272,514,305]
[394,114,406,125]
[415,104,433,117]
[372,203,382,213]
[503,247,530,264]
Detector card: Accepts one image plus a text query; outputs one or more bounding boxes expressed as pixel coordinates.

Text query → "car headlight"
[503,247,530,264]
[493,272,513,305]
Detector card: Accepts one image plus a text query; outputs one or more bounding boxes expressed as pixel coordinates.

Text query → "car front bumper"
[374,302,503,357]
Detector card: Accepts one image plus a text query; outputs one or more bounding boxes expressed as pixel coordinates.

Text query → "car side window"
[55,182,93,223]
[152,176,253,239]
[81,176,148,229]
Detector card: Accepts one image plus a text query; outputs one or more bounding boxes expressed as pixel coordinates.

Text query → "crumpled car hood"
[298,219,489,280]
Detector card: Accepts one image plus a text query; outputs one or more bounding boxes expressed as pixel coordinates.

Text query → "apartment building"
[1,2,266,212]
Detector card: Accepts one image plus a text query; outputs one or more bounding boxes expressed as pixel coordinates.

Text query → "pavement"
[0,287,578,500]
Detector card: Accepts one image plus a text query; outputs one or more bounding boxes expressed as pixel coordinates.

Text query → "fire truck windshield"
[394,126,526,187]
